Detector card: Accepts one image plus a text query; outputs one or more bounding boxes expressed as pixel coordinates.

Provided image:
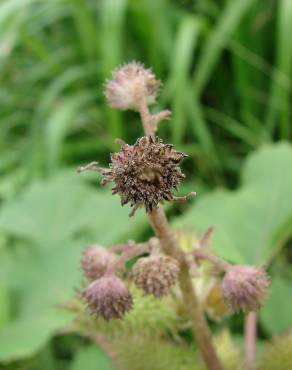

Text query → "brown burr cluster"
[100,136,187,214]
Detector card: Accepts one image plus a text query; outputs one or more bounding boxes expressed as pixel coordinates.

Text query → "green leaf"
[0,171,147,246]
[0,309,72,362]
[0,170,147,361]
[260,277,292,335]
[175,143,292,264]
[71,344,113,370]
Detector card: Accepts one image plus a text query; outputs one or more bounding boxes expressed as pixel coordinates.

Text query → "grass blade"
[266,0,292,138]
[193,0,256,96]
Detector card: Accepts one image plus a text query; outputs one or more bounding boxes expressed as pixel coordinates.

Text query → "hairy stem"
[194,250,231,271]
[136,91,224,370]
[149,207,224,370]
[105,244,150,276]
[136,90,155,135]
[109,241,136,254]
[244,312,257,370]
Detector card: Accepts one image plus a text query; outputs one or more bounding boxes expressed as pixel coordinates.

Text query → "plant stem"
[136,90,155,135]
[194,250,231,271]
[244,311,257,370]
[105,244,150,276]
[148,207,224,370]
[136,93,224,370]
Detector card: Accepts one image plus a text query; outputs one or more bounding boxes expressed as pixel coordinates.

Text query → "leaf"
[0,171,147,246]
[175,143,292,264]
[71,344,113,370]
[260,277,292,335]
[0,309,72,362]
[0,170,147,361]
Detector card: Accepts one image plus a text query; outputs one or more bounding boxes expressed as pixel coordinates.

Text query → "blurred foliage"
[0,172,147,363]
[175,143,292,337]
[257,331,292,370]
[1,0,290,190]
[71,344,113,370]
[175,143,292,265]
[68,289,242,370]
[0,0,292,369]
[72,286,181,340]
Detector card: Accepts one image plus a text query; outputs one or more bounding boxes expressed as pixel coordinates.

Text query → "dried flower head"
[104,61,160,111]
[81,245,116,280]
[222,265,270,313]
[132,255,179,297]
[100,136,187,214]
[84,275,133,320]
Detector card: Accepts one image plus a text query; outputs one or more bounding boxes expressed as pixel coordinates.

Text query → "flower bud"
[104,61,160,111]
[84,275,133,320]
[222,265,270,313]
[132,255,179,297]
[81,245,116,280]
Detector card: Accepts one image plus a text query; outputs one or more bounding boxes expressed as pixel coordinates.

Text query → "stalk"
[105,244,150,276]
[194,250,231,271]
[244,312,257,370]
[137,95,225,370]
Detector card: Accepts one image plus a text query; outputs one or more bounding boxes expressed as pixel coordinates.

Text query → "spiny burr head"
[222,265,270,313]
[100,136,187,214]
[132,255,180,297]
[84,275,133,320]
[104,61,160,111]
[81,245,116,280]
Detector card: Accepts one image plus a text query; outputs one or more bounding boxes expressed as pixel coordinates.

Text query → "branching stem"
[105,244,150,276]
[136,93,225,370]
[148,207,224,370]
[194,250,231,271]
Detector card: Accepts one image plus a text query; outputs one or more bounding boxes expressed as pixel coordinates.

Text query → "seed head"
[104,61,160,110]
[84,275,133,320]
[222,265,270,313]
[81,245,116,280]
[100,136,187,214]
[132,255,179,297]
